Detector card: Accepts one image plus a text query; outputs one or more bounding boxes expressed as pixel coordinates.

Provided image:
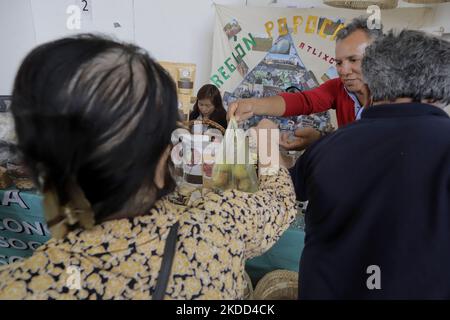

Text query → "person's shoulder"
[320,77,343,88]
[424,112,450,143]
[302,121,362,157]
[314,78,345,97]
[431,106,450,124]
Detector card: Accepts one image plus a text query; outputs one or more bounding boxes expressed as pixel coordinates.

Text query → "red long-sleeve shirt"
[279,78,356,128]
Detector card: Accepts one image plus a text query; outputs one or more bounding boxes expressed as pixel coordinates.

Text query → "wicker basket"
[323,0,399,9]
[253,270,299,300]
[188,119,225,135]
[181,119,225,187]
[403,0,449,3]
[243,271,254,300]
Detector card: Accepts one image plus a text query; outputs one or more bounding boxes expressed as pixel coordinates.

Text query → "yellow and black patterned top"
[0,168,296,300]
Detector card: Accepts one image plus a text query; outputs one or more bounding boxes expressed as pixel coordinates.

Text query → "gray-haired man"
[292,29,450,299]
[228,17,383,150]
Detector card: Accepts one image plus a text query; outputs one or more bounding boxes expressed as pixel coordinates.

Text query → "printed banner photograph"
[211,5,432,129]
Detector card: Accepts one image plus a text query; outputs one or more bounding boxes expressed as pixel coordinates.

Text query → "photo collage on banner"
[211,5,431,133]
[222,32,333,133]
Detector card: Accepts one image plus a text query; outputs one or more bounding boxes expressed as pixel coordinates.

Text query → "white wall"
[1,0,450,95]
[0,0,36,95]
[30,0,135,43]
[134,0,243,92]
[0,0,136,95]
[0,0,247,95]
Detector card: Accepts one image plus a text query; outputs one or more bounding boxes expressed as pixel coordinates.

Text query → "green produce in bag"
[212,163,234,190]
[212,117,258,193]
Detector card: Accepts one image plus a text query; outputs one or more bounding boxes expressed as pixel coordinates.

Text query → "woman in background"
[189,84,227,131]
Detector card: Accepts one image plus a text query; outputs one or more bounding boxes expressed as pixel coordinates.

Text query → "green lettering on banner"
[210,74,224,87]
[235,44,246,59]
[232,52,241,65]
[243,33,256,51]
[224,58,236,73]
[218,66,230,80]
[210,33,255,89]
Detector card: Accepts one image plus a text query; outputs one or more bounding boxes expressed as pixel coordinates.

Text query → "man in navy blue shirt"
[291,29,450,299]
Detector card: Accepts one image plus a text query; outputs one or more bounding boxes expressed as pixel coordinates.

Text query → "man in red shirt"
[228,17,382,150]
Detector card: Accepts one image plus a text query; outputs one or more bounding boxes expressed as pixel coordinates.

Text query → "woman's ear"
[154,145,171,189]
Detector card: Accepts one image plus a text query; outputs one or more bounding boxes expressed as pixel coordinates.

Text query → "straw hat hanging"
[253,270,299,300]
[243,271,254,300]
[323,0,399,9]
[403,0,449,3]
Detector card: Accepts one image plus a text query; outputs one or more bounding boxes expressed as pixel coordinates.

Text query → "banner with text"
[211,5,431,129]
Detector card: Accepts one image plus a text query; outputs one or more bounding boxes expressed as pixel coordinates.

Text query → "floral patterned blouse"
[0,168,296,300]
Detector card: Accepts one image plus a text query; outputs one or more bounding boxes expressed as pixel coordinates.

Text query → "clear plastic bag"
[212,117,258,193]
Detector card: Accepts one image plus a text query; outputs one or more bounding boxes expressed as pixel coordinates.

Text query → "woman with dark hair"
[0,35,296,300]
[189,84,227,130]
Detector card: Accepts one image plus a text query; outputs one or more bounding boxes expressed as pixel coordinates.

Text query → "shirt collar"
[361,102,449,120]
[343,86,363,118]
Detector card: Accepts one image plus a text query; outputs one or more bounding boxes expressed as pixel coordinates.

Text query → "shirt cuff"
[278,92,300,117]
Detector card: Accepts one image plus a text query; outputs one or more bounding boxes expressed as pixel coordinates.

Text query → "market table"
[0,177,307,281]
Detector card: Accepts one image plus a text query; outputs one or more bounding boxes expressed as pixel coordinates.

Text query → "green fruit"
[233,165,248,179]
[238,179,251,191]
[213,172,229,187]
[214,164,231,173]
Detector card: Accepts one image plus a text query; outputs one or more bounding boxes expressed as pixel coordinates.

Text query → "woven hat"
[188,118,225,134]
[323,0,399,9]
[243,271,254,300]
[253,270,299,300]
[403,0,449,3]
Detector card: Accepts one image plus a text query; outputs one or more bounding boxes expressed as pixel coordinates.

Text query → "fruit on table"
[237,178,252,192]
[212,170,230,187]
[214,164,232,171]
[233,164,248,179]
[212,163,257,192]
